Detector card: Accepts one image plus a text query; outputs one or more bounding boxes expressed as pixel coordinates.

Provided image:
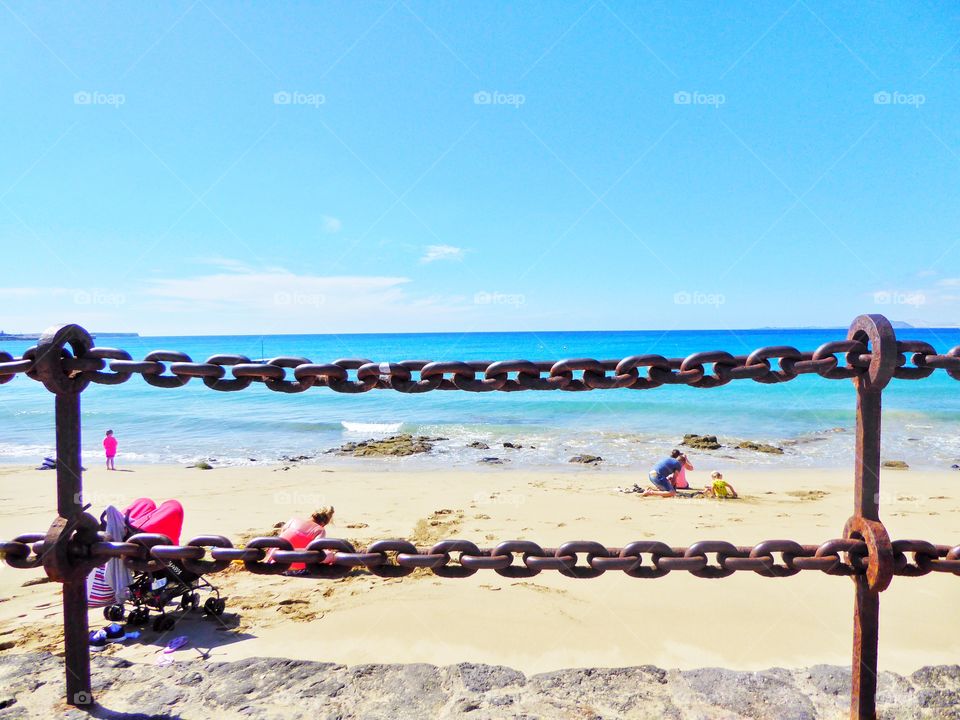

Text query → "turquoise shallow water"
[1,327,958,470]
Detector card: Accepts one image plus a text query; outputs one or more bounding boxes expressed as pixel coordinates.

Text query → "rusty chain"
[2,533,958,580]
[1,340,959,392]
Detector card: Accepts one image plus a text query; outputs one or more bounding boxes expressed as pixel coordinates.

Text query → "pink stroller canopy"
[124,498,184,545]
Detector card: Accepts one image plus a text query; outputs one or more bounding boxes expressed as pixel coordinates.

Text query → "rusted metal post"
[846,315,897,720]
[56,392,93,707]
[32,326,97,707]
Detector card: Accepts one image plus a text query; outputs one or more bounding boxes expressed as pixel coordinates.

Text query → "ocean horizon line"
[98,324,959,340]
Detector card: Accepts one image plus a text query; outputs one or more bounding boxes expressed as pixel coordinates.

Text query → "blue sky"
[1,1,958,335]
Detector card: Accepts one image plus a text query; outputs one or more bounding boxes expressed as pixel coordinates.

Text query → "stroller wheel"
[127,608,149,626]
[179,592,200,611]
[152,614,176,632]
[103,605,125,622]
[203,597,226,617]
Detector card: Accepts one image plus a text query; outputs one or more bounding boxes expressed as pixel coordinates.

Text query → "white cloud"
[936,277,960,287]
[321,216,342,234]
[916,269,938,278]
[191,257,255,273]
[420,244,465,263]
[145,270,409,308]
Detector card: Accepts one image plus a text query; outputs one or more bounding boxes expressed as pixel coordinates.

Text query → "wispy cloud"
[146,270,410,308]
[420,244,465,263]
[191,256,256,273]
[321,215,342,233]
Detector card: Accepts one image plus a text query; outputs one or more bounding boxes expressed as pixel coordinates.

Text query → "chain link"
[3,533,957,579]
[1,340,959,392]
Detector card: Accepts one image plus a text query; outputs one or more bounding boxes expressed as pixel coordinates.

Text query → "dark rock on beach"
[478,457,508,465]
[882,459,910,470]
[0,652,955,719]
[279,454,314,463]
[569,454,602,464]
[330,434,435,457]
[681,434,722,450]
[502,442,522,449]
[736,441,784,455]
[466,441,490,450]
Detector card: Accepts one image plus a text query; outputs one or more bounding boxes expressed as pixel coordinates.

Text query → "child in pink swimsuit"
[103,430,117,470]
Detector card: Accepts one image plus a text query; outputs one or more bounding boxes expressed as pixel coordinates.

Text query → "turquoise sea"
[1,328,959,470]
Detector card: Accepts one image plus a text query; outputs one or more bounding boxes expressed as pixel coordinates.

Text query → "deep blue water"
[1,327,958,469]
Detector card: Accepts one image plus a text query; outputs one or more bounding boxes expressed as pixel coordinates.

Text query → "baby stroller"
[99,498,226,632]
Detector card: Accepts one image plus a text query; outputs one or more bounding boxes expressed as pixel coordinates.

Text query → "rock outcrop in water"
[329,434,439,457]
[681,434,722,450]
[569,454,602,464]
[736,441,784,455]
[0,653,954,720]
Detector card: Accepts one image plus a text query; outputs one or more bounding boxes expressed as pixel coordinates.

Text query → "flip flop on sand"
[163,635,189,654]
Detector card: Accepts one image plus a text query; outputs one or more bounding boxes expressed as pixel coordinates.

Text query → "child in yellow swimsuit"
[703,471,738,499]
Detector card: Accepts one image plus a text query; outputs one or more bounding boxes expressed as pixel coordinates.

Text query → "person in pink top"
[266,506,336,573]
[103,430,118,470]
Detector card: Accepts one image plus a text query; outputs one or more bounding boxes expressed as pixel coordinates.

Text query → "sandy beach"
[0,462,957,677]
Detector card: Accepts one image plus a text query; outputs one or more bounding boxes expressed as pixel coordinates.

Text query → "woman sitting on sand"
[266,506,336,571]
[642,452,693,498]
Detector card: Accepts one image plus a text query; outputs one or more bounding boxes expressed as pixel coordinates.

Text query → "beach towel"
[87,506,133,607]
